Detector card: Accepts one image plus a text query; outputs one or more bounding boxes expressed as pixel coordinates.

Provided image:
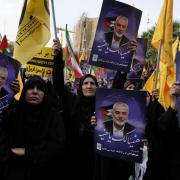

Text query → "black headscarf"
[18,76,48,108]
[74,74,98,134]
[8,76,52,147]
[123,79,143,90]
[78,74,98,95]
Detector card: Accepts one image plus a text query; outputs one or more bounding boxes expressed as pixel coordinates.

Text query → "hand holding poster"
[95,88,146,163]
[127,38,147,80]
[89,0,142,72]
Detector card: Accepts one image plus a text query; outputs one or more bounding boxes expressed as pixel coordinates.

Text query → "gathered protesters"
[0,72,20,180]
[145,82,180,180]
[0,76,65,180]
[52,39,98,180]
[70,74,98,180]
[143,89,165,180]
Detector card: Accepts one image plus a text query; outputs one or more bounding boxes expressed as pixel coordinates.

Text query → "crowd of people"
[0,38,179,180]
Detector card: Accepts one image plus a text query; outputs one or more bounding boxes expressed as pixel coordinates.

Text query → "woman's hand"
[11,148,25,156]
[90,115,97,126]
[52,39,62,56]
[10,79,20,95]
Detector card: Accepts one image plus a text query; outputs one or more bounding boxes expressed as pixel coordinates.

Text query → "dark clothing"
[95,156,134,180]
[0,76,66,180]
[105,32,130,49]
[150,107,180,180]
[0,87,8,98]
[143,100,165,180]
[104,120,136,137]
[112,71,127,89]
[69,74,97,180]
[70,95,96,180]
[53,52,97,180]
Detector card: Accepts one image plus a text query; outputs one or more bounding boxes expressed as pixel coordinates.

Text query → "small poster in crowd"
[127,38,147,80]
[175,51,180,127]
[80,61,90,75]
[26,47,54,77]
[0,53,21,111]
[106,70,116,88]
[89,0,142,72]
[95,88,146,163]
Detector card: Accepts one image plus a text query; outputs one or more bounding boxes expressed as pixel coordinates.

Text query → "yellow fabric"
[26,47,53,77]
[151,0,173,50]
[14,72,23,100]
[144,0,175,109]
[13,0,50,65]
[79,53,86,62]
[172,37,179,61]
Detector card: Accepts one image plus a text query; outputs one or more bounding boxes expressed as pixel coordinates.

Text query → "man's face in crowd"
[112,105,128,127]
[82,77,97,97]
[0,68,8,88]
[114,18,128,38]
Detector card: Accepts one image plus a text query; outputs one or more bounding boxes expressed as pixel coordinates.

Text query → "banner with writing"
[26,47,53,77]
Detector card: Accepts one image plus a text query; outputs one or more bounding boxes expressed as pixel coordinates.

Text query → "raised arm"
[52,39,64,97]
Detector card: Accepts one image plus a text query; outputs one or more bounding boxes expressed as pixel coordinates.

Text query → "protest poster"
[80,61,90,75]
[89,0,142,72]
[127,38,147,80]
[95,88,146,162]
[26,47,53,77]
[175,51,180,126]
[0,53,21,111]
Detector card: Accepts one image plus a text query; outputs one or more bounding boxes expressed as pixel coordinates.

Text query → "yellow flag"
[13,0,50,65]
[14,72,23,100]
[79,53,86,62]
[144,0,175,109]
[172,37,179,61]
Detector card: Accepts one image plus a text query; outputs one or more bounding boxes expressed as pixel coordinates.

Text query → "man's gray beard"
[114,31,123,39]
[114,118,127,126]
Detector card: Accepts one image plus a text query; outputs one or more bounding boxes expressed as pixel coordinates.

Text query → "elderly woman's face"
[82,77,96,97]
[25,85,44,105]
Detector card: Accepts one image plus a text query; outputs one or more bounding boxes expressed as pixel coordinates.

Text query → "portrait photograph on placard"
[89,0,142,72]
[94,88,146,163]
[0,53,21,111]
[127,38,147,80]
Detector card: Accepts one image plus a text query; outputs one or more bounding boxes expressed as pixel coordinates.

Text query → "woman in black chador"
[0,76,65,180]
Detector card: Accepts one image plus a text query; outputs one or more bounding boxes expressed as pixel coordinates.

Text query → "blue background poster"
[95,88,146,163]
[0,53,21,111]
[89,0,142,72]
[176,51,180,126]
[127,38,147,80]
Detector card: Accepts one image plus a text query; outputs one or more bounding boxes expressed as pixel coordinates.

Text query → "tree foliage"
[141,21,180,66]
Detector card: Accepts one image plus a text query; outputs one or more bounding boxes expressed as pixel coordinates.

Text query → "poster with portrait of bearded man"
[94,88,146,163]
[89,0,142,73]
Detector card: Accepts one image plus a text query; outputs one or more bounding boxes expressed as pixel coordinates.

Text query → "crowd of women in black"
[0,39,180,180]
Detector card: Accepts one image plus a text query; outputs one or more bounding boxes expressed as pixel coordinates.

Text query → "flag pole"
[51,0,58,39]
[153,39,163,90]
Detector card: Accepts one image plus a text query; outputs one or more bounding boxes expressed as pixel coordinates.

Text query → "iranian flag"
[65,25,83,78]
